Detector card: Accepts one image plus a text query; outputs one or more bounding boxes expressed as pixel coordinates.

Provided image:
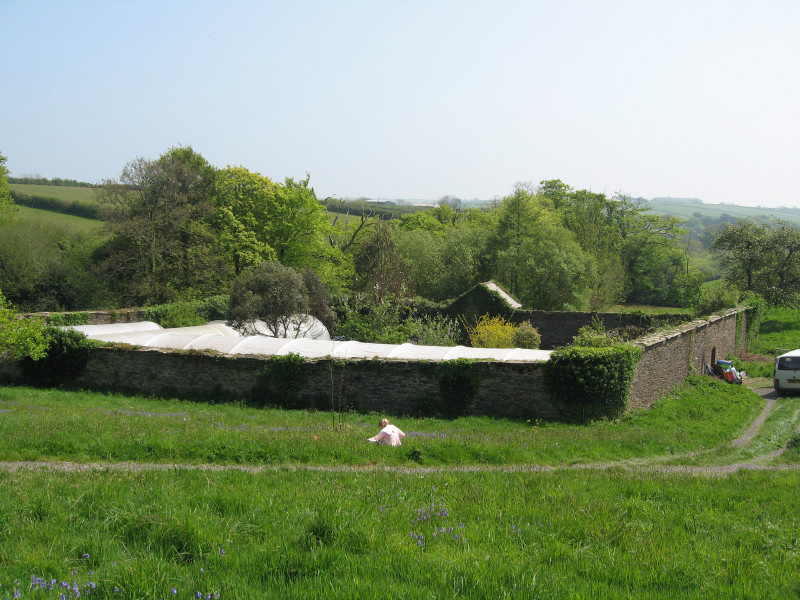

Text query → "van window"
[778,357,800,370]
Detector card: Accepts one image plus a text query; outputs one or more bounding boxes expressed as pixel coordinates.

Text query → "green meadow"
[0,376,763,467]
[1,469,799,599]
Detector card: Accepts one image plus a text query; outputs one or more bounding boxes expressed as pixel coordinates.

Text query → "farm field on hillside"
[13,205,103,234]
[10,183,98,204]
[1,468,798,599]
[645,199,800,224]
[0,376,763,467]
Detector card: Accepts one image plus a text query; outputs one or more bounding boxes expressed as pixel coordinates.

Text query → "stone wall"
[0,347,557,420]
[511,310,688,349]
[628,307,746,409]
[1,307,749,419]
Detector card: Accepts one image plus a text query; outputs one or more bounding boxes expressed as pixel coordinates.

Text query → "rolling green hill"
[644,199,800,224]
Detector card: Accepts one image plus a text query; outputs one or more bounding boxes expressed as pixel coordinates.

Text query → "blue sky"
[2,0,799,206]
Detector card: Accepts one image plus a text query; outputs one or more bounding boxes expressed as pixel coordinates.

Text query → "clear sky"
[2,0,799,206]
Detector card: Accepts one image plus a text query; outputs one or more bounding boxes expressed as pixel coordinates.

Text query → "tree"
[710,220,773,293]
[0,152,17,223]
[214,168,345,289]
[496,224,595,310]
[352,221,412,305]
[96,147,228,304]
[228,261,318,338]
[711,219,800,306]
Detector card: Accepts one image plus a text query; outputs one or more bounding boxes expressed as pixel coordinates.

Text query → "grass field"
[645,199,800,225]
[0,376,763,467]
[9,183,98,204]
[2,314,800,597]
[1,469,799,599]
[13,205,103,234]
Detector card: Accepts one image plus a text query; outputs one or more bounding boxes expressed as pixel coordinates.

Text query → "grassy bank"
[752,307,800,356]
[0,376,762,467]
[0,469,798,599]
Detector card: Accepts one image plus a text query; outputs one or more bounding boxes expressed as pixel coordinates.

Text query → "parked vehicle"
[773,349,800,396]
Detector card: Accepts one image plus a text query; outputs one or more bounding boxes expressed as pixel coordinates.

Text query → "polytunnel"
[71,321,553,362]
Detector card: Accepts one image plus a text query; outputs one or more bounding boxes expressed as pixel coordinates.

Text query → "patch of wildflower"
[409,501,466,549]
[406,431,449,438]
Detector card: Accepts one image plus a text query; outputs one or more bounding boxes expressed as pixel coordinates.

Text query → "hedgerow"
[545,345,642,420]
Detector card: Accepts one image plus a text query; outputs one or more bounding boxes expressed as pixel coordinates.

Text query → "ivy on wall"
[545,345,642,421]
[251,353,306,409]
[437,358,481,418]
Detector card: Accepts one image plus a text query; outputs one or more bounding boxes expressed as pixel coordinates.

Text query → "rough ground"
[1,381,797,477]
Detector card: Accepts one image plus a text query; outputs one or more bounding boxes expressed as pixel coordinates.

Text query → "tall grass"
[0,376,762,467]
[0,469,798,599]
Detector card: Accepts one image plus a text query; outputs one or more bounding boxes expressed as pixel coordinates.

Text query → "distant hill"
[643,198,800,225]
[650,197,703,204]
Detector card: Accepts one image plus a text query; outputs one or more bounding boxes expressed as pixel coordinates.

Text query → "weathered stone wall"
[628,307,745,410]
[0,347,557,420]
[512,310,688,349]
[0,307,749,419]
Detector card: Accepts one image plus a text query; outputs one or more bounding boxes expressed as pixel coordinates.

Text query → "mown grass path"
[1,384,796,476]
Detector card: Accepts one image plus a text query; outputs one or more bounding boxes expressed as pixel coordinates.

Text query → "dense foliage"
[436,358,481,418]
[251,353,306,409]
[18,326,98,386]
[0,291,47,361]
[546,345,642,420]
[5,147,779,323]
[711,219,800,306]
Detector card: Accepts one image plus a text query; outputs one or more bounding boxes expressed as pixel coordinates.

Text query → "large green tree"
[96,147,229,304]
[712,219,800,306]
[214,168,345,290]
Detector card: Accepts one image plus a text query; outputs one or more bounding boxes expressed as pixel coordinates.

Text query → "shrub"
[437,358,480,418]
[251,353,306,409]
[46,312,91,327]
[545,344,642,420]
[142,301,206,328]
[18,326,99,386]
[694,283,739,317]
[571,317,619,348]
[0,291,48,361]
[197,295,230,321]
[511,321,541,349]
[467,315,516,348]
[408,314,460,346]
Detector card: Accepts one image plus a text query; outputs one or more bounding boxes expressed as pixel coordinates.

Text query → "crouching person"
[367,418,405,446]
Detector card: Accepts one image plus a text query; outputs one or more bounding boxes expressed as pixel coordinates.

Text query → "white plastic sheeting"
[69,321,163,335]
[76,322,552,362]
[213,316,331,340]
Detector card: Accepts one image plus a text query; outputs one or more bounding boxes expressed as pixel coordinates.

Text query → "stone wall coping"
[633,306,745,349]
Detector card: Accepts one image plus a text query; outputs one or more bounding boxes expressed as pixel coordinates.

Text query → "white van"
[774,349,800,396]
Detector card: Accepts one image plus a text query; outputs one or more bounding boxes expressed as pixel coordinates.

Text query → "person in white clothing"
[367,418,405,446]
